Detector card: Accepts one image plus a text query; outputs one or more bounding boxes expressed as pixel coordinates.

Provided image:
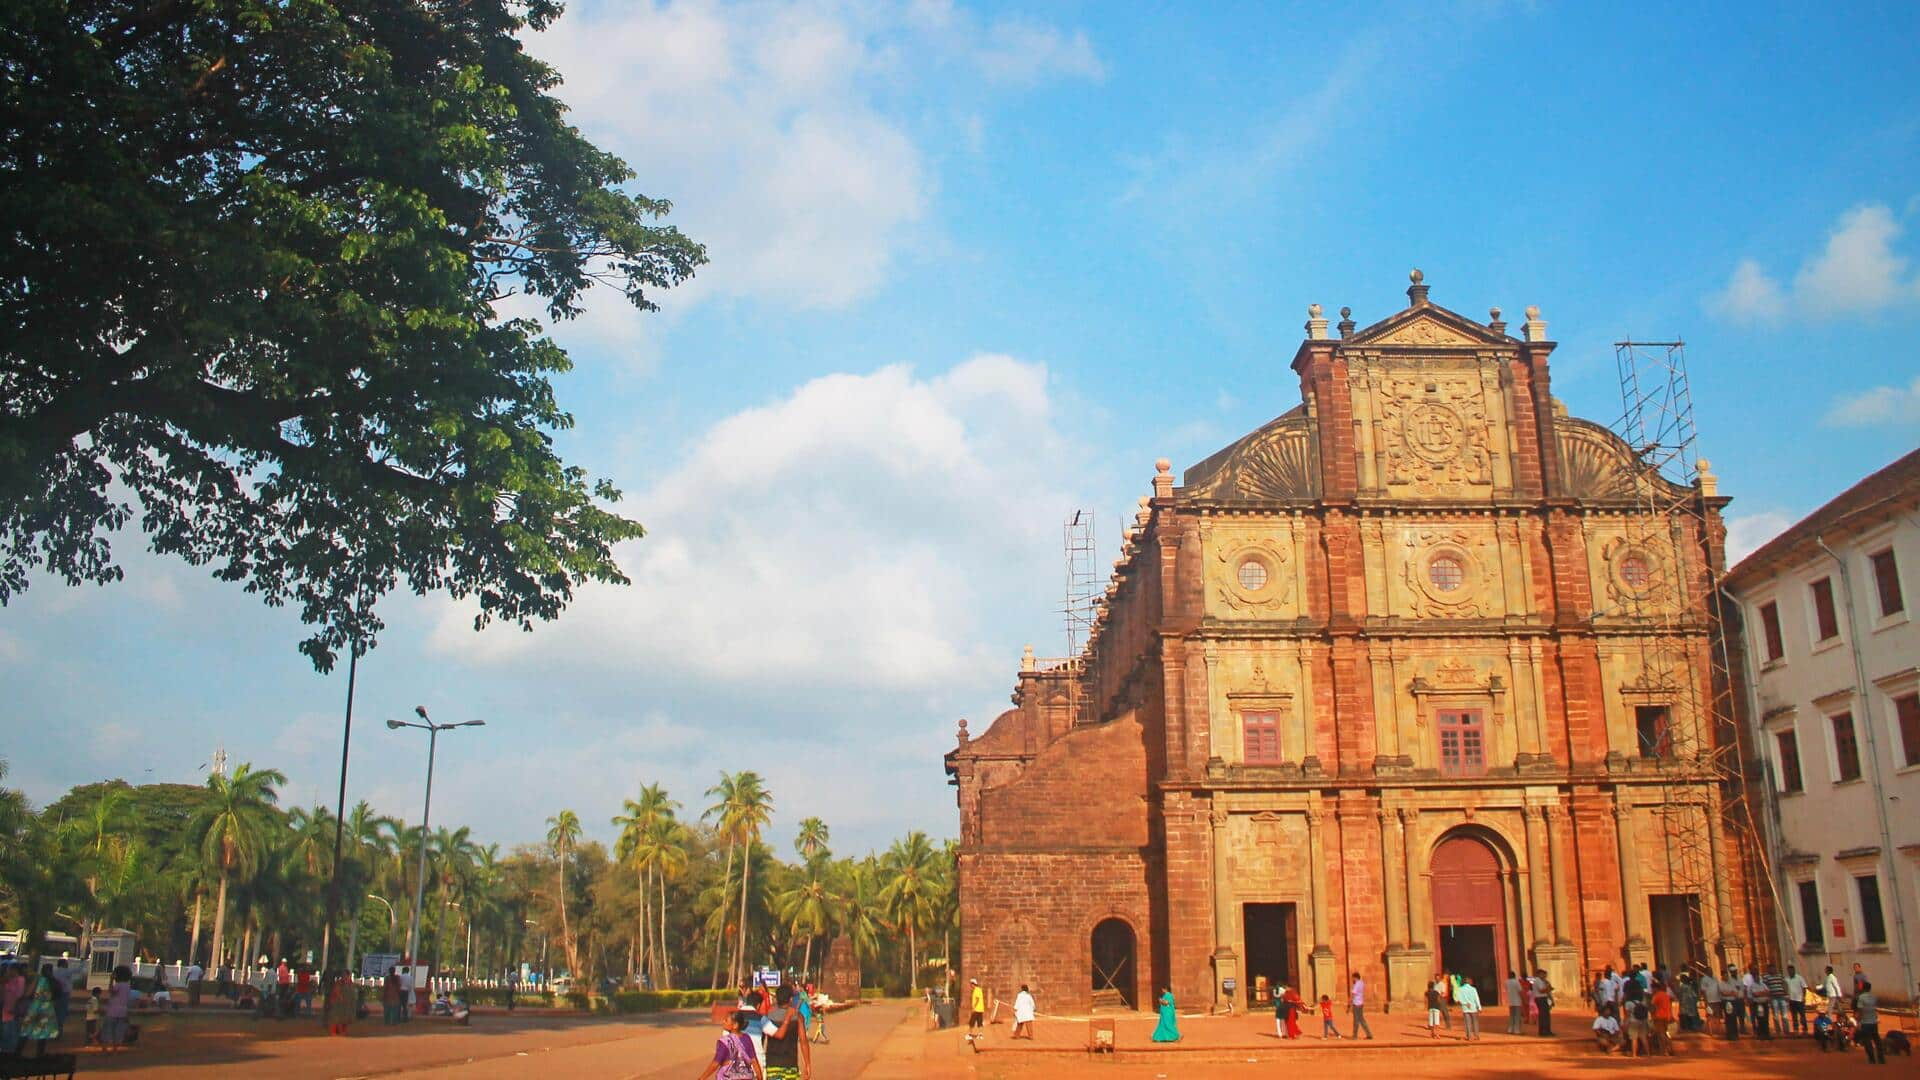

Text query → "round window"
[1237,559,1269,591]
[1428,554,1465,592]
[1621,554,1651,589]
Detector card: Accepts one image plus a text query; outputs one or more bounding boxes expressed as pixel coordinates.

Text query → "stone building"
[1723,448,1920,1004]
[945,273,1768,1015]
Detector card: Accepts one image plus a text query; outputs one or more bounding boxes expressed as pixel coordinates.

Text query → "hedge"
[608,989,735,1014]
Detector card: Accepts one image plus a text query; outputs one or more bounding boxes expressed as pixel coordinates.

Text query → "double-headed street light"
[387,705,485,968]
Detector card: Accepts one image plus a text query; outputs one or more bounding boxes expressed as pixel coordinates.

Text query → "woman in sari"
[322,971,356,1036]
[1282,984,1305,1039]
[1521,969,1537,1024]
[1150,988,1181,1043]
[22,964,61,1057]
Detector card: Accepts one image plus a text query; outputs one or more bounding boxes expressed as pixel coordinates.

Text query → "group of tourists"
[0,959,139,1057]
[696,978,830,1080]
[1586,960,1900,1065]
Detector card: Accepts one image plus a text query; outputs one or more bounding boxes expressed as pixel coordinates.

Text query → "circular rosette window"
[1411,544,1482,608]
[1608,545,1664,599]
[1224,547,1286,607]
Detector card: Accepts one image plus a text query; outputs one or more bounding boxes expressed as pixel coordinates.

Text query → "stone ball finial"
[1490,306,1502,321]
[956,718,969,743]
[1697,458,1712,472]
[1155,458,1171,474]
[1340,306,1351,318]
[1525,304,1541,320]
[1308,303,1322,318]
[1410,268,1424,284]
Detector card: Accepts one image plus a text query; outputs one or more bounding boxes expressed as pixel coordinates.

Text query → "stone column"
[1544,805,1572,945]
[1705,789,1746,968]
[1379,809,1408,947]
[1523,804,1554,949]
[1399,808,1427,949]
[1209,800,1239,1011]
[1613,795,1653,968]
[1305,806,1337,1000]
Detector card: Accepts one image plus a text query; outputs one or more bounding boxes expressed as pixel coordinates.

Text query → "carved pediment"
[1182,412,1319,502]
[1371,314,1481,347]
[1344,301,1510,348]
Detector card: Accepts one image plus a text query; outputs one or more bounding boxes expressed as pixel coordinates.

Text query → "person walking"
[1821,965,1844,1019]
[381,970,403,1025]
[102,966,131,1049]
[1505,970,1524,1034]
[1012,985,1035,1040]
[21,965,60,1057]
[965,978,986,1043]
[1348,973,1375,1040]
[1457,975,1483,1042]
[323,971,356,1036]
[1785,965,1808,1034]
[760,986,810,1080]
[1650,978,1676,1056]
[1318,994,1341,1039]
[1532,969,1554,1036]
[1151,988,1181,1043]
[1281,984,1304,1040]
[1424,980,1443,1039]
[1430,973,1451,1030]
[1,963,26,1055]
[695,1009,764,1080]
[1854,980,1884,1065]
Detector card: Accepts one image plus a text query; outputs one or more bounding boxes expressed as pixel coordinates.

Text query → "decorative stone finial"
[1488,306,1506,336]
[1697,459,1718,497]
[1305,302,1329,340]
[1155,458,1171,474]
[956,718,970,745]
[1522,304,1547,343]
[1407,269,1430,308]
[1338,306,1355,338]
[1153,456,1174,498]
[1020,644,1035,672]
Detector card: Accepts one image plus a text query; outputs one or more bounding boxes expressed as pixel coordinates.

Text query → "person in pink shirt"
[1,963,27,1054]
[103,965,133,1049]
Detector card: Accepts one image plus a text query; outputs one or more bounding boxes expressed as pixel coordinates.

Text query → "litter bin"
[935,1000,956,1028]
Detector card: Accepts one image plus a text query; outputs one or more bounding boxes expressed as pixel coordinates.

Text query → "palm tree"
[774,854,836,978]
[430,825,481,969]
[187,763,286,970]
[878,831,938,992]
[644,819,688,988]
[612,783,679,987]
[706,772,773,986]
[57,787,133,956]
[794,817,829,861]
[832,856,883,976]
[544,810,582,976]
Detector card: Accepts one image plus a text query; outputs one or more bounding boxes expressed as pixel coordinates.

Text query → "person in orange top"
[1649,978,1677,1056]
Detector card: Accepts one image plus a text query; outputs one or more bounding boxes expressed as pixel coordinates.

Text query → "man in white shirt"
[1785,965,1808,1033]
[1455,976,1483,1041]
[1012,984,1036,1040]
[1594,967,1617,1010]
[397,966,414,1023]
[1592,1007,1621,1052]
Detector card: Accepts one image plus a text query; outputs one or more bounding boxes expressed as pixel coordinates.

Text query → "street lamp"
[387,706,485,969]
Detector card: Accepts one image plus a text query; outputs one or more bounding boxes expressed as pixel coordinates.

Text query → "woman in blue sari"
[1151,987,1180,1042]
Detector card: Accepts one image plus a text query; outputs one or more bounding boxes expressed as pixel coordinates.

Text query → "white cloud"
[1709,202,1920,324]
[1822,373,1920,428]
[522,0,1103,313]
[1725,510,1795,566]
[1795,204,1916,313]
[1705,258,1787,325]
[429,353,1079,693]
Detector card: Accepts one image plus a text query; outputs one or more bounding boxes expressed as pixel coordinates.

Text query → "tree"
[544,809,582,976]
[612,782,677,987]
[704,771,772,986]
[774,854,836,978]
[187,764,287,969]
[878,831,938,992]
[0,0,705,671]
[644,820,689,989]
[794,817,830,861]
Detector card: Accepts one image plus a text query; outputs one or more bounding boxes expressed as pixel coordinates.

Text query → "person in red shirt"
[1649,979,1677,1056]
[295,966,315,1016]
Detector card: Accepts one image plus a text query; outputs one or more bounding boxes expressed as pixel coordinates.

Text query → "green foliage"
[607,989,733,1014]
[0,0,705,670]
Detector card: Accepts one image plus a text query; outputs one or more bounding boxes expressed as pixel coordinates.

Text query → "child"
[1813,1008,1833,1051]
[85,987,103,1046]
[1426,982,1443,1038]
[1319,994,1341,1039]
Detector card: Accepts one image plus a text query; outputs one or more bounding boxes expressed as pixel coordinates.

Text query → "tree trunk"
[347,908,361,975]
[636,863,650,985]
[907,922,917,992]
[210,872,230,970]
[710,840,734,989]
[734,850,752,987]
[555,861,578,976]
[802,936,813,981]
[188,890,204,967]
[658,871,672,990]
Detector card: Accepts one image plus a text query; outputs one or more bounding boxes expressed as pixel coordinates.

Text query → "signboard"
[361,953,402,981]
[1831,917,1846,940]
[756,967,781,988]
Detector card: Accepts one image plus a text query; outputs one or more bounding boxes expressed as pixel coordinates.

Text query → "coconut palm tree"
[878,831,938,991]
[612,783,679,986]
[544,810,582,976]
[832,856,883,976]
[702,772,773,985]
[187,763,286,970]
[774,854,836,978]
[794,817,829,861]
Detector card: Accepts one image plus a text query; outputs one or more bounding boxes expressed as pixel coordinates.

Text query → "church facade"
[946,274,1769,1014]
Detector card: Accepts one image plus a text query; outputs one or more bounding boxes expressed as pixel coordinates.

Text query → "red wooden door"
[1430,835,1510,996]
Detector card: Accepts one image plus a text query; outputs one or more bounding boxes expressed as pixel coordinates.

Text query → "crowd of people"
[1586,960,1901,1065]
[695,978,833,1080]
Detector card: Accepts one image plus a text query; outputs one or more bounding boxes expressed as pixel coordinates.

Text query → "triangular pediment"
[1346,303,1511,347]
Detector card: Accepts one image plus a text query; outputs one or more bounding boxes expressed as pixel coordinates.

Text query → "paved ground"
[14,1002,1912,1078]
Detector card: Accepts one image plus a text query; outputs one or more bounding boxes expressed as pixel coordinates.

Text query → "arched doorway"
[1090,918,1137,1010]
[1430,832,1511,1005]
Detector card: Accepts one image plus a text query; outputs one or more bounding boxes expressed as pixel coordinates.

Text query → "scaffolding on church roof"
[1612,340,1777,967]
[1062,510,1099,659]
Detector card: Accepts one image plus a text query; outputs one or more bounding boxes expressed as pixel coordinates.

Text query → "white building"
[1725,448,1920,1005]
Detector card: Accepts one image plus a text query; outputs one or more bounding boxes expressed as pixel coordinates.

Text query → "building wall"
[1735,502,1920,1003]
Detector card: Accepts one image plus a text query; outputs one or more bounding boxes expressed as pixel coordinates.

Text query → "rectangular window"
[1856,874,1887,945]
[1798,880,1823,947]
[1242,711,1281,765]
[1811,577,1840,642]
[1759,601,1785,662]
[1832,712,1862,782]
[1871,548,1904,617]
[1635,705,1673,760]
[1896,693,1920,770]
[1437,710,1486,776]
[1775,729,1804,793]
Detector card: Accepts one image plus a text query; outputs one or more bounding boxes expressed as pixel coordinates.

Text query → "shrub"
[607,989,736,1015]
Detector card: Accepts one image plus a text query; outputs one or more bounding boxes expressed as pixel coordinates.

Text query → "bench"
[0,1054,77,1079]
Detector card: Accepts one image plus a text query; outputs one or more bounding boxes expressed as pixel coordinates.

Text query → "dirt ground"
[12,1001,1912,1078]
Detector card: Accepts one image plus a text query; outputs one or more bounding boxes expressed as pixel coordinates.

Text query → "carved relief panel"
[1588,526,1685,620]
[1369,373,1498,498]
[1205,522,1300,619]
[1391,525,1506,619]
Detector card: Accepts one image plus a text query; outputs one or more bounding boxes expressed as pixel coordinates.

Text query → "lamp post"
[387,706,485,968]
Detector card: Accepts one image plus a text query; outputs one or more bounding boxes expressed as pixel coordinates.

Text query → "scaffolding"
[1063,511,1099,659]
[1611,341,1774,967]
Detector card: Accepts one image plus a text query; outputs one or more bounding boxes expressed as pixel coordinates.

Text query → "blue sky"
[6,0,1919,858]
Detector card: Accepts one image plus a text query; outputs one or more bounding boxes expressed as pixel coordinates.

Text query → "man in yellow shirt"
[967,978,987,1040]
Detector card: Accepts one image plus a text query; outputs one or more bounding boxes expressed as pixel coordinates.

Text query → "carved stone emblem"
[1378,377,1493,491]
